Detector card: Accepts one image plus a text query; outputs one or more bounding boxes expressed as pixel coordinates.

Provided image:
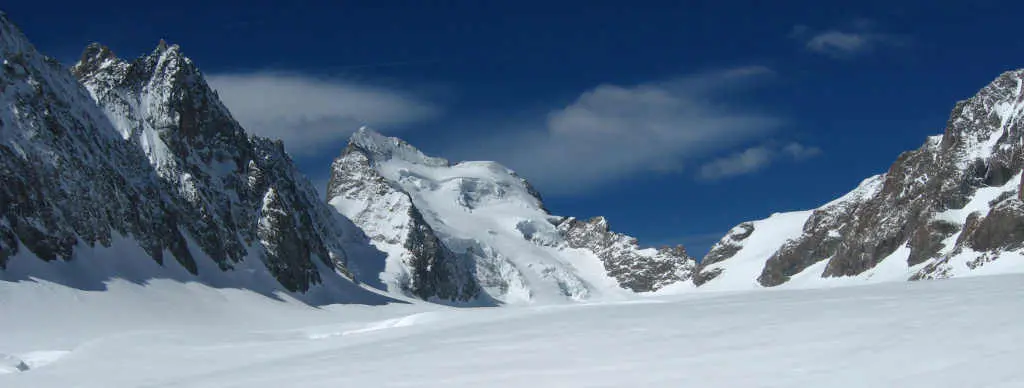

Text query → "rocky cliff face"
[698,70,1024,287]
[327,128,697,303]
[0,12,368,296]
[69,41,361,292]
[0,14,189,272]
[555,216,695,292]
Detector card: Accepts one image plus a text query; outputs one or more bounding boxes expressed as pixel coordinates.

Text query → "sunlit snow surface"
[3,274,1023,387]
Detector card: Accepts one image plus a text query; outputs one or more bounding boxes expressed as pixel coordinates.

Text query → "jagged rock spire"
[70,43,117,77]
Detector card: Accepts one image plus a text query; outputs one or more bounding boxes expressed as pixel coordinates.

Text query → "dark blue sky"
[7,1,1024,255]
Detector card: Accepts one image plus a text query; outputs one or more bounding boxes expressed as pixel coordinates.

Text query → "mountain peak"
[150,39,185,61]
[73,36,250,169]
[82,42,115,61]
[937,67,1024,169]
[0,11,33,56]
[350,126,385,144]
[70,42,119,77]
[347,127,449,167]
[144,39,193,74]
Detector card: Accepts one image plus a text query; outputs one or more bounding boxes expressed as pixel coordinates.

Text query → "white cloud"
[807,31,871,55]
[792,22,903,58]
[697,142,822,181]
[207,72,439,155]
[452,67,782,195]
[698,146,775,180]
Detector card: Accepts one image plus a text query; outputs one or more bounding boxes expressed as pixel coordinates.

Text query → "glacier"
[3,270,1024,387]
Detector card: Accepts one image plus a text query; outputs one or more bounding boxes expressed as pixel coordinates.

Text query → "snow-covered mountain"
[0,11,693,306]
[697,69,1024,289]
[327,128,696,303]
[0,12,386,304]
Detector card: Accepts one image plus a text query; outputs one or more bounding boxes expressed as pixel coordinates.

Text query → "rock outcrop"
[555,216,695,292]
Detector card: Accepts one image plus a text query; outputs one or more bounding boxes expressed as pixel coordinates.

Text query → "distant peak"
[352,125,382,140]
[79,42,115,63]
[585,216,610,231]
[348,126,388,149]
[70,42,124,78]
[83,42,113,56]
[346,127,449,167]
[136,39,205,83]
[150,39,184,59]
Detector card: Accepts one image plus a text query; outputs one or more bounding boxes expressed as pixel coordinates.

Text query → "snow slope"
[694,210,813,291]
[3,270,1024,387]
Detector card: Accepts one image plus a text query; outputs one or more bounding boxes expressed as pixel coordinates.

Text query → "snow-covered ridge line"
[349,126,450,167]
[697,68,1024,289]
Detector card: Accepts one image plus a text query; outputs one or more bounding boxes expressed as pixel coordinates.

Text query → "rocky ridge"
[0,12,373,297]
[698,69,1024,287]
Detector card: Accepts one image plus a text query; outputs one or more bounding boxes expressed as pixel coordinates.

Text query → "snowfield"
[3,274,1023,387]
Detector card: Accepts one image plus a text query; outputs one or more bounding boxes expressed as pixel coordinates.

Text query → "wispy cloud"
[207,72,439,155]
[698,142,821,181]
[791,21,904,58]
[782,142,823,160]
[449,67,782,195]
[698,145,776,180]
